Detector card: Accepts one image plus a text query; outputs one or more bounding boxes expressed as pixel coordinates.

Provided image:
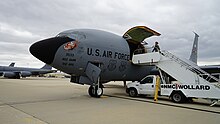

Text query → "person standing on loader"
[152,41,160,52]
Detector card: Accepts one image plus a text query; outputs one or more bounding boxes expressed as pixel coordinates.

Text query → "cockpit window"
[56,30,86,40]
[56,33,68,37]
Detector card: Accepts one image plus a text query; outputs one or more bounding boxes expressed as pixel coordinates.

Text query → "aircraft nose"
[29,37,73,64]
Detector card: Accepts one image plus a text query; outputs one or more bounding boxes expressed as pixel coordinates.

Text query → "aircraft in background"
[0,64,56,79]
[30,26,161,97]
[189,32,220,76]
[189,32,199,64]
[9,62,15,67]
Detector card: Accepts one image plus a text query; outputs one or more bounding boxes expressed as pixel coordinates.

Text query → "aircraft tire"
[88,86,95,97]
[88,86,103,98]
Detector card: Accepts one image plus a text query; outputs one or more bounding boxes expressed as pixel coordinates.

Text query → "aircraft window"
[140,77,153,84]
[56,33,68,37]
[57,31,86,40]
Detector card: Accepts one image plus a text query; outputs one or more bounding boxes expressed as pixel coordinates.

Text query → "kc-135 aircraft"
[30,26,160,97]
[0,64,55,79]
[189,32,220,75]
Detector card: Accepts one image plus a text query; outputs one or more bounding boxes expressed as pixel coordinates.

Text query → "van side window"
[140,77,153,84]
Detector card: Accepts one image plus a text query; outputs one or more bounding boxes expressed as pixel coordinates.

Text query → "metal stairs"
[161,50,220,88]
[132,50,220,88]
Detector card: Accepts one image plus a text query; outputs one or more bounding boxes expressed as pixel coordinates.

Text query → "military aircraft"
[0,64,55,79]
[9,62,15,67]
[30,26,161,97]
[189,32,199,64]
[189,32,220,76]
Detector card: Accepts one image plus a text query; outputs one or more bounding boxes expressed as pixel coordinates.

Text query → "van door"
[138,76,155,95]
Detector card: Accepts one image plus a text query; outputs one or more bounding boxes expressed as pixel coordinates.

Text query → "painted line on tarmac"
[105,94,220,115]
[7,104,50,124]
[0,96,80,106]
[0,99,66,106]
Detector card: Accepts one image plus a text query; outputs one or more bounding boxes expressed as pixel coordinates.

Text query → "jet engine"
[20,71,32,77]
[3,72,16,78]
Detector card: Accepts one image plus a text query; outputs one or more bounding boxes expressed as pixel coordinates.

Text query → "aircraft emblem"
[108,60,117,71]
[64,40,79,50]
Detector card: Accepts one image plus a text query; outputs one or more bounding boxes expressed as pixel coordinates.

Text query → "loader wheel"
[171,91,186,103]
[128,88,138,97]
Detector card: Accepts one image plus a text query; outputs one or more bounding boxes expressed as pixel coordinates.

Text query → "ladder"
[132,51,220,87]
[161,50,220,88]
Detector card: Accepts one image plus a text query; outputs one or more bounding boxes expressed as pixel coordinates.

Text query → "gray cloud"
[0,0,219,67]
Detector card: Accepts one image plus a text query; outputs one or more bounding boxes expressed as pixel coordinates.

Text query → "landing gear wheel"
[88,85,103,98]
[128,88,138,97]
[88,86,95,97]
[171,92,186,103]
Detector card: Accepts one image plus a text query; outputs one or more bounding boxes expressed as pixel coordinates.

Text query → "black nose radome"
[30,37,74,64]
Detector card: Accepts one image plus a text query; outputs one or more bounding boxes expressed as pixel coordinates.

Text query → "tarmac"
[0,77,220,124]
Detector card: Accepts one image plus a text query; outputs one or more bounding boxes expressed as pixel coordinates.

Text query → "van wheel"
[171,91,186,103]
[128,88,138,97]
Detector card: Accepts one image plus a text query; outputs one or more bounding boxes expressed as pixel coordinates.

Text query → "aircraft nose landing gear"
[85,62,103,98]
[88,85,103,98]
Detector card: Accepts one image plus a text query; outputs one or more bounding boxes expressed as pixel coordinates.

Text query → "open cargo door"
[123,26,161,44]
[123,26,161,59]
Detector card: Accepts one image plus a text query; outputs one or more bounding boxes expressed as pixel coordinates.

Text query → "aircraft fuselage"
[30,29,153,83]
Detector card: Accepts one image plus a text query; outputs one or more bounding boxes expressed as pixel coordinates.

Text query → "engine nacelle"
[3,72,16,78]
[20,71,32,77]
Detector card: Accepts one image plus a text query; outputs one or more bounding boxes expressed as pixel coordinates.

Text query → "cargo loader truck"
[126,51,220,106]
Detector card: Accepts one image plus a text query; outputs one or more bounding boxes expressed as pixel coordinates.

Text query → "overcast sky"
[0,0,219,67]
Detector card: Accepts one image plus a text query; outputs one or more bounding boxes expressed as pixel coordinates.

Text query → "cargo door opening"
[123,26,161,59]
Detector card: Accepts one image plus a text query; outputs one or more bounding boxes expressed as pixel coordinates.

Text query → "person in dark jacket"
[152,41,160,52]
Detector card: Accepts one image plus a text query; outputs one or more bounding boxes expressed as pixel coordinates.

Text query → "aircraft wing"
[201,65,220,74]
[123,26,161,44]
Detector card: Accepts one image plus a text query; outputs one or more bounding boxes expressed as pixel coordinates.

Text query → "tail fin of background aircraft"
[9,62,15,67]
[189,32,199,64]
[41,64,52,70]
